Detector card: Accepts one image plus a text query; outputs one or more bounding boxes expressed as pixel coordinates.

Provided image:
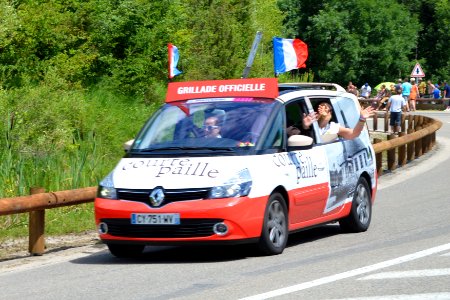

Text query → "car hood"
[111,156,250,189]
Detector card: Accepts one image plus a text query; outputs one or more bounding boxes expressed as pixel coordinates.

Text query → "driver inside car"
[203,116,222,138]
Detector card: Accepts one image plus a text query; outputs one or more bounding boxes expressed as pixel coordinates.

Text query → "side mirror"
[123,139,134,152]
[288,135,313,148]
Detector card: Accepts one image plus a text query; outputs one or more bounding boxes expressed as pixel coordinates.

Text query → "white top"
[388,95,406,112]
[361,85,372,97]
[320,122,340,135]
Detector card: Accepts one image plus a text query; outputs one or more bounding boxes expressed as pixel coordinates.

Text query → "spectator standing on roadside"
[347,81,358,96]
[395,79,403,91]
[427,80,435,97]
[360,83,372,99]
[433,84,441,99]
[401,78,412,110]
[386,88,407,134]
[375,85,390,110]
[418,78,427,97]
[443,81,450,111]
[390,84,396,95]
[409,80,419,111]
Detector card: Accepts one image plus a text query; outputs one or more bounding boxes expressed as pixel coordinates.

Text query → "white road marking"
[358,268,450,280]
[441,252,450,257]
[328,292,450,300]
[239,242,450,300]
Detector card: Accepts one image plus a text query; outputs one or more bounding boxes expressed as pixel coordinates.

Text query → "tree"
[413,0,450,82]
[278,0,421,86]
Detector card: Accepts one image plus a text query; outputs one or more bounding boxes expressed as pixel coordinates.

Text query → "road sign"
[411,63,425,77]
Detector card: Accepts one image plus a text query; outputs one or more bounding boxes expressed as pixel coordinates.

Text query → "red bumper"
[95,195,268,244]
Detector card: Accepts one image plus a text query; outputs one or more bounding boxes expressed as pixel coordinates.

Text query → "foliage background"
[0,0,449,197]
[0,0,449,239]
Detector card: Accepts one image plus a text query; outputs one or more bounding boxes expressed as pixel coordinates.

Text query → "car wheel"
[258,192,288,255]
[107,244,145,258]
[339,177,371,232]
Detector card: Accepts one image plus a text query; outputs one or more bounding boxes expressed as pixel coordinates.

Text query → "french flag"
[273,37,308,75]
[168,43,182,79]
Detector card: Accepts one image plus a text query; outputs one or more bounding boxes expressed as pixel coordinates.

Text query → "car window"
[262,112,283,149]
[131,98,278,152]
[335,96,359,128]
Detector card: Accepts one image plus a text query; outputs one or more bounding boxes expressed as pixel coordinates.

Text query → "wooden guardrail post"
[373,138,383,176]
[29,187,45,256]
[418,115,424,128]
[384,111,389,132]
[398,132,407,166]
[401,114,406,133]
[415,126,423,158]
[407,114,414,131]
[407,128,415,162]
[373,114,378,131]
[414,115,420,130]
[422,118,430,154]
[387,133,396,171]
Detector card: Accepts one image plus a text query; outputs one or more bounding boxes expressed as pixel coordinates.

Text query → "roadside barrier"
[0,113,442,256]
[369,112,442,175]
[359,97,448,110]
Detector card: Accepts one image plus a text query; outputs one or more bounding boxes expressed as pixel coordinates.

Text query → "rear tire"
[339,177,372,232]
[258,192,288,255]
[107,244,145,258]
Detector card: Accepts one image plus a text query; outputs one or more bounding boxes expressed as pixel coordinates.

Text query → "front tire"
[107,244,145,258]
[258,192,288,255]
[339,177,372,232]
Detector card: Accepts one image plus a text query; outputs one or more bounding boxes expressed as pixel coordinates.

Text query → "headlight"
[97,171,118,200]
[209,168,252,199]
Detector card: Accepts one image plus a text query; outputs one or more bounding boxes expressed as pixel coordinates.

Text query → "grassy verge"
[0,85,161,242]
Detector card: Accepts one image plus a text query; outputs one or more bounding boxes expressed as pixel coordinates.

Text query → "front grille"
[117,188,210,207]
[102,218,222,238]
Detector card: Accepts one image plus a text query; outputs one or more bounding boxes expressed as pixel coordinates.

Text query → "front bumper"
[94,195,267,244]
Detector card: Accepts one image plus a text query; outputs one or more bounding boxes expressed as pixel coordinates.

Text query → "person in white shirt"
[360,83,372,99]
[315,102,374,140]
[292,102,374,141]
[386,88,407,134]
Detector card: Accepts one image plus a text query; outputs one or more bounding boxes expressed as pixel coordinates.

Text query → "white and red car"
[95,78,377,257]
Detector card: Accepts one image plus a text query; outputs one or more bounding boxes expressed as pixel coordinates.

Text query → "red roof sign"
[166,78,279,102]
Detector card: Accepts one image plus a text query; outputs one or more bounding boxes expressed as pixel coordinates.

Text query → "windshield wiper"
[135,146,235,152]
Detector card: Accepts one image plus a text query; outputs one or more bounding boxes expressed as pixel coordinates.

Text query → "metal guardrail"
[0,113,442,255]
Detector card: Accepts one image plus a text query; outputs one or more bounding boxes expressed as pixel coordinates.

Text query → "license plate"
[131,213,180,225]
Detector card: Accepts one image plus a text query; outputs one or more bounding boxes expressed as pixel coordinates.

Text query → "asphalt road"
[1,111,450,300]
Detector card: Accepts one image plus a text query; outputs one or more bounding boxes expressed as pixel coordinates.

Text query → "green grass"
[0,85,160,242]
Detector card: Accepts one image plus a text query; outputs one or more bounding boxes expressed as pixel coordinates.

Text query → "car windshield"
[131,98,277,153]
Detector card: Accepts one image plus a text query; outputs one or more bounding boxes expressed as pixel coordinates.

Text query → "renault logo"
[149,187,165,207]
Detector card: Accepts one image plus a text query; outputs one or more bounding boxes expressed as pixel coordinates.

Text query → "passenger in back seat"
[286,111,317,137]
[313,102,374,140]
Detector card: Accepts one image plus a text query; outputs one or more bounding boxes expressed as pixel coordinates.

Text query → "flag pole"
[241,31,262,79]
[167,43,172,83]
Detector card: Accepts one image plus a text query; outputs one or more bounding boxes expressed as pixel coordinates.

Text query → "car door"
[317,96,366,215]
[332,96,374,206]
[284,98,330,224]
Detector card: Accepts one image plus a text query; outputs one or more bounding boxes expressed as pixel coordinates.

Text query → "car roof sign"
[166,78,279,102]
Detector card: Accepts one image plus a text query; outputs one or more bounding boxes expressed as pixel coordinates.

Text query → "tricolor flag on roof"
[273,37,308,76]
[168,43,182,79]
